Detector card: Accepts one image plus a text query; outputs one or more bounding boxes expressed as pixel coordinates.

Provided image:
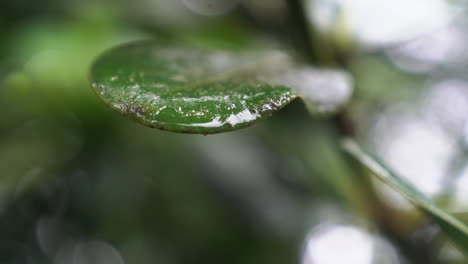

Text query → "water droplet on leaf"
[90,40,353,134]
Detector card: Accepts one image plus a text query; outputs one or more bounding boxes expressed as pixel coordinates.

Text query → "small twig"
[283,1,441,262]
[285,0,318,64]
[342,139,468,257]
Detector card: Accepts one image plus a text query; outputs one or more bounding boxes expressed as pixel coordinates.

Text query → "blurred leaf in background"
[1,0,468,264]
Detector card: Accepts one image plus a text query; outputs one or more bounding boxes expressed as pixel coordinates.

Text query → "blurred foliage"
[1,0,468,264]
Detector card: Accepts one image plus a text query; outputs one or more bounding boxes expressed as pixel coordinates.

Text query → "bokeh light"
[302,225,374,264]
[307,0,466,46]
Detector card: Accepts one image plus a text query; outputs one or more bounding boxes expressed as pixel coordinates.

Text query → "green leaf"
[342,138,468,254]
[90,40,296,134]
[90,40,352,134]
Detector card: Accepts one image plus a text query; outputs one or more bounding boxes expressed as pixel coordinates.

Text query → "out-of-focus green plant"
[2,0,468,263]
[88,0,468,259]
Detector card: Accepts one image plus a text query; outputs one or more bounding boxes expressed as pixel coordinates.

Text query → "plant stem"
[285,0,318,64]
[285,0,341,67]
[284,0,437,262]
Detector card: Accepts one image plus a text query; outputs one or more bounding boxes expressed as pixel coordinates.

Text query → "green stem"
[285,0,341,67]
[284,1,438,262]
[342,139,468,257]
[285,0,318,64]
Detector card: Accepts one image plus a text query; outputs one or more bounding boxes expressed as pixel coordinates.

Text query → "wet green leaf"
[90,40,352,134]
[342,139,468,255]
[90,41,298,134]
